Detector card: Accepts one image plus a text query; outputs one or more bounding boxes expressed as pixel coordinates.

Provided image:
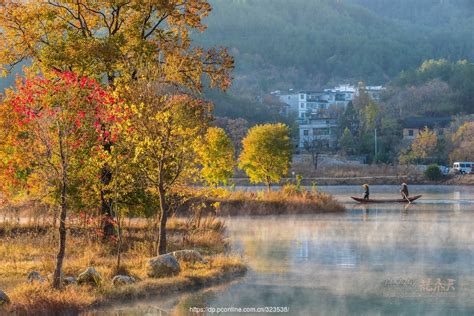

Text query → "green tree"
[239,123,292,191]
[339,128,355,155]
[195,127,235,187]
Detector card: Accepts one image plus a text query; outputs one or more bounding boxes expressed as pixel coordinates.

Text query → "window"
[314,128,330,136]
[408,129,414,137]
[300,103,305,108]
[303,130,309,136]
[288,96,291,100]
[300,94,305,100]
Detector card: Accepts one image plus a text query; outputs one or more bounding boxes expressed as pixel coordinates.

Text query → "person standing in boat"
[362,184,370,200]
[400,183,409,200]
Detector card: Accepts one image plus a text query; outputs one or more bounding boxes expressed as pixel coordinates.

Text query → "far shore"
[228,174,474,186]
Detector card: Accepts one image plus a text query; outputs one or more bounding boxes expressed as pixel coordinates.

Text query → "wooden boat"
[351,195,422,203]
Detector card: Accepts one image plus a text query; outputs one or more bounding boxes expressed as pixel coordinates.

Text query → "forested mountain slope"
[194,0,474,94]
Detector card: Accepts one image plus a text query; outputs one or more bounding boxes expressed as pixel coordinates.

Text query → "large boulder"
[112,275,136,286]
[77,267,102,286]
[147,254,180,278]
[171,250,206,263]
[0,290,10,305]
[27,271,45,284]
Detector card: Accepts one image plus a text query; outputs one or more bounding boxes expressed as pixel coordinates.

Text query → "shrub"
[424,164,443,180]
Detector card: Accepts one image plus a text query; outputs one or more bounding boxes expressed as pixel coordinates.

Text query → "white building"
[298,88,354,120]
[299,118,339,149]
[270,90,300,115]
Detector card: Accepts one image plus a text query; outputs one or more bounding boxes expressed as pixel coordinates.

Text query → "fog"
[92,185,474,315]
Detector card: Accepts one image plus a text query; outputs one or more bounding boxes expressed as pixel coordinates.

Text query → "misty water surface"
[90,185,474,316]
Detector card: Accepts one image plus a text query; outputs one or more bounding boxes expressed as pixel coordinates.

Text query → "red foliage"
[8,71,121,147]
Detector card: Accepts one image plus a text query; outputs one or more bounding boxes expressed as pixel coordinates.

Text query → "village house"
[402,117,452,140]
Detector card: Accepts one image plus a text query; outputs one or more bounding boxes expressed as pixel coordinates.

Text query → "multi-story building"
[274,84,384,150]
[299,117,339,149]
[297,91,331,120]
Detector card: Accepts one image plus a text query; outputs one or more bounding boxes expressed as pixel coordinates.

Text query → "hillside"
[194,0,474,94]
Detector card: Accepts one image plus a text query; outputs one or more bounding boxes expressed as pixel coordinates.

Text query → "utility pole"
[374,128,378,161]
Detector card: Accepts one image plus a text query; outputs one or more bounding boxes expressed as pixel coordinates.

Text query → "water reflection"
[91,185,474,315]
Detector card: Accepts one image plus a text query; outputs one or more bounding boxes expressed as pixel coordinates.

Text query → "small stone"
[171,250,207,263]
[63,276,77,285]
[112,275,136,286]
[27,271,45,284]
[0,290,10,305]
[147,254,180,278]
[77,267,102,286]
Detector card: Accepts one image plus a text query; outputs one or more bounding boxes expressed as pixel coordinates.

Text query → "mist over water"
[91,185,474,315]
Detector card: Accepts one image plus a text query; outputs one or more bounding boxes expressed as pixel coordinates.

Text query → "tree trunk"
[266,177,271,192]
[53,132,67,289]
[312,152,319,170]
[100,162,115,239]
[116,215,123,272]
[157,185,168,255]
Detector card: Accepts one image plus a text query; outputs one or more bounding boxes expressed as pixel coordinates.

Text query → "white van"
[453,162,473,174]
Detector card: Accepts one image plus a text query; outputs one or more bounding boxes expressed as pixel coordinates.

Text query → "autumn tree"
[0,0,234,232]
[213,117,249,154]
[449,121,474,162]
[239,123,292,191]
[0,71,118,288]
[195,127,235,186]
[411,127,438,161]
[400,127,438,164]
[0,0,233,90]
[116,78,210,255]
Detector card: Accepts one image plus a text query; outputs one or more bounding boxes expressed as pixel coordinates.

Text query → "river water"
[91,185,474,315]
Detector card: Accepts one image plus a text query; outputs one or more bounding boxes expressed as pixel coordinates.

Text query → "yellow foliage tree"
[195,127,235,187]
[0,0,233,91]
[449,121,474,162]
[239,123,292,191]
[411,127,438,161]
[116,78,211,255]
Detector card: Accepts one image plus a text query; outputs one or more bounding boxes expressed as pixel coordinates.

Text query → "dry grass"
[96,255,246,305]
[0,218,245,315]
[192,185,345,216]
[9,284,94,315]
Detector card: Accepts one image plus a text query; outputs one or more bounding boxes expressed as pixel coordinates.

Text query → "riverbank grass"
[199,184,345,215]
[0,218,246,314]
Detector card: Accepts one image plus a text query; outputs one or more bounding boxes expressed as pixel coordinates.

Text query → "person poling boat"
[351,195,422,203]
[352,182,421,203]
[400,183,410,204]
[362,184,370,200]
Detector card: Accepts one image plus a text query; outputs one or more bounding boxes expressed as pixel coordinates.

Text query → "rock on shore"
[0,290,10,305]
[147,254,180,278]
[77,267,102,286]
[112,275,136,286]
[171,250,206,263]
